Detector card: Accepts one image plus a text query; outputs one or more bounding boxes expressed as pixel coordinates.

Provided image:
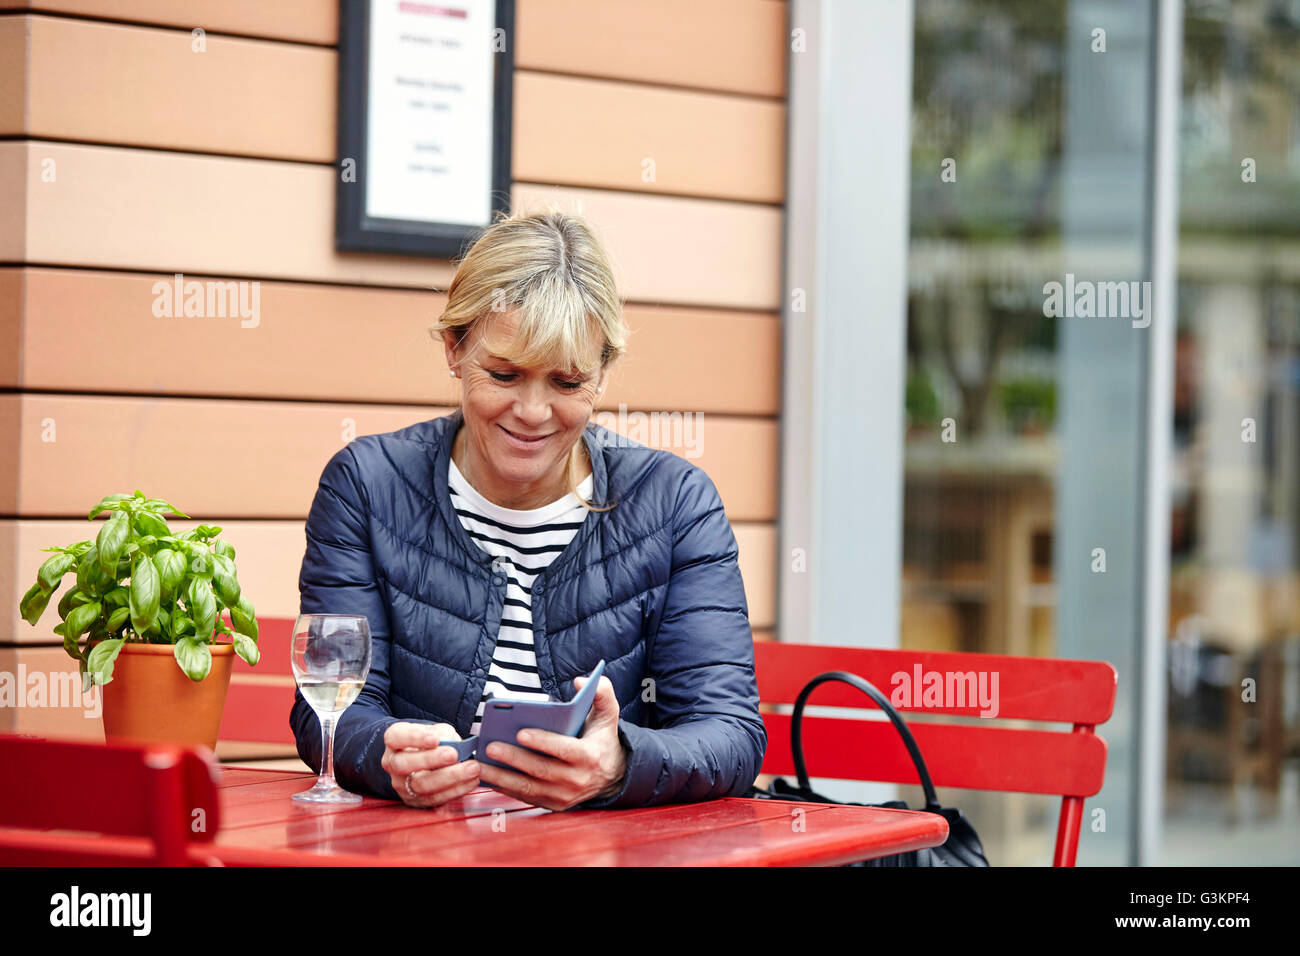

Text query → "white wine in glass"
[291,613,371,804]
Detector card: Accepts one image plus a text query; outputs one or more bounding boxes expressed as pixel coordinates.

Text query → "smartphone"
[440,659,607,768]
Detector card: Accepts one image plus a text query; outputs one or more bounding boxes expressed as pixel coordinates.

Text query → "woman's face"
[443,311,607,509]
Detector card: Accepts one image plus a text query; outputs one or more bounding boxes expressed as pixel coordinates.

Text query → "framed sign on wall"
[336,0,515,258]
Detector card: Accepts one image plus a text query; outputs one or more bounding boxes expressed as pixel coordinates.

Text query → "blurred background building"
[1,0,1296,865]
[886,0,1299,863]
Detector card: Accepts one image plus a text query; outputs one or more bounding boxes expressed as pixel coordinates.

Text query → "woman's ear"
[441,329,460,376]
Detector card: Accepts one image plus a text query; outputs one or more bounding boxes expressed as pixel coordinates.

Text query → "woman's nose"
[512,381,554,423]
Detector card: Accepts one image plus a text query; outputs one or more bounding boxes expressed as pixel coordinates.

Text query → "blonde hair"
[429,207,629,512]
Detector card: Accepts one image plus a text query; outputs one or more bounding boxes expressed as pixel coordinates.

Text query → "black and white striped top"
[448,456,593,736]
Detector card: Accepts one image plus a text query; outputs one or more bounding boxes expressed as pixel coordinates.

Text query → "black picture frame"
[335,0,515,259]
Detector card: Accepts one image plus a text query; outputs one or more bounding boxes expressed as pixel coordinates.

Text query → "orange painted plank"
[6,0,339,45]
[10,15,334,161]
[0,394,778,521]
[0,141,454,287]
[3,268,780,415]
[513,183,782,310]
[515,71,784,203]
[8,15,785,203]
[1,143,782,307]
[517,0,788,97]
[10,0,788,94]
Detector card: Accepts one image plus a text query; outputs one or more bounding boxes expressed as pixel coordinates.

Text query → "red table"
[209,768,949,866]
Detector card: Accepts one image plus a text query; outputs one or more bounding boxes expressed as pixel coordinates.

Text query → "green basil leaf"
[187,549,212,576]
[233,632,260,667]
[20,582,53,626]
[229,595,258,641]
[152,549,186,599]
[171,614,192,639]
[129,554,161,635]
[142,497,189,518]
[37,552,77,590]
[62,628,81,660]
[173,637,211,681]
[87,638,125,683]
[194,524,223,539]
[57,587,82,620]
[133,511,171,538]
[214,540,236,560]
[76,545,99,593]
[96,513,130,574]
[86,494,131,521]
[187,576,217,639]
[64,601,102,638]
[211,554,240,606]
[102,586,130,608]
[106,605,130,632]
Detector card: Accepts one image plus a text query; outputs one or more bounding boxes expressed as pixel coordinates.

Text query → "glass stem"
[319,713,339,786]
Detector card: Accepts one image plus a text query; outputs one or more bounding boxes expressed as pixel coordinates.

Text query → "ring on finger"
[404,769,422,800]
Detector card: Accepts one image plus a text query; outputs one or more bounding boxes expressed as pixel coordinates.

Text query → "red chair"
[0,734,223,866]
[754,643,1117,866]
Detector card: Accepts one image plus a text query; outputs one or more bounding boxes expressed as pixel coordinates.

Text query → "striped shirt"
[448,456,593,736]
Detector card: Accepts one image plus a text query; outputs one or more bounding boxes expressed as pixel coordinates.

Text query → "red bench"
[0,734,223,865]
[754,642,1117,866]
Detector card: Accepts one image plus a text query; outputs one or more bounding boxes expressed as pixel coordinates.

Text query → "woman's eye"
[488,371,516,383]
[556,379,584,390]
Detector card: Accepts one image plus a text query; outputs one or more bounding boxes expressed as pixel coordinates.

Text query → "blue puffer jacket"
[290,407,766,808]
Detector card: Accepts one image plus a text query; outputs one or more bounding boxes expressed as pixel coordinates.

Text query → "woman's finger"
[384,721,451,750]
[508,727,586,763]
[484,739,582,783]
[478,759,560,807]
[409,760,480,805]
[386,743,463,777]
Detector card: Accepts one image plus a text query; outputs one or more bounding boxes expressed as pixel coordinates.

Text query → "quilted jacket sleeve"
[290,444,435,801]
[579,465,767,808]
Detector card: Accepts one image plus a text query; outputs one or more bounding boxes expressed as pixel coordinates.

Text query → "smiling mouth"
[500,425,552,443]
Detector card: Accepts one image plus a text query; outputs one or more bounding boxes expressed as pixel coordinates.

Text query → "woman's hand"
[381,721,480,808]
[478,676,627,811]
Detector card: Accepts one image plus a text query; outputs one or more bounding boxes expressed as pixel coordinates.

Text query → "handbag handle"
[791,671,942,812]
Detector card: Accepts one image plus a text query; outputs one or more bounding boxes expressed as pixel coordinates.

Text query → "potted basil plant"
[18,490,260,750]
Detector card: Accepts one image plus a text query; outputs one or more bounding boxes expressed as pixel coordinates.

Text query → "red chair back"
[754,643,1117,866]
[0,734,223,865]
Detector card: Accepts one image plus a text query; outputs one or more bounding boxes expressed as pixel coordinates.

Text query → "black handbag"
[748,670,990,867]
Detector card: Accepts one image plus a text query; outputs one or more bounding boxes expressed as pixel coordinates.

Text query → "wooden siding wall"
[0,0,788,756]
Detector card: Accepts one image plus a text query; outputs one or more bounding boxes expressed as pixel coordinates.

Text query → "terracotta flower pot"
[90,640,236,751]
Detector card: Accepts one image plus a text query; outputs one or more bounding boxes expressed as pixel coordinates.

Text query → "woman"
[290,209,766,811]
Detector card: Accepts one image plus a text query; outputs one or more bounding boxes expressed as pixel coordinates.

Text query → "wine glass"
[290,613,371,804]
